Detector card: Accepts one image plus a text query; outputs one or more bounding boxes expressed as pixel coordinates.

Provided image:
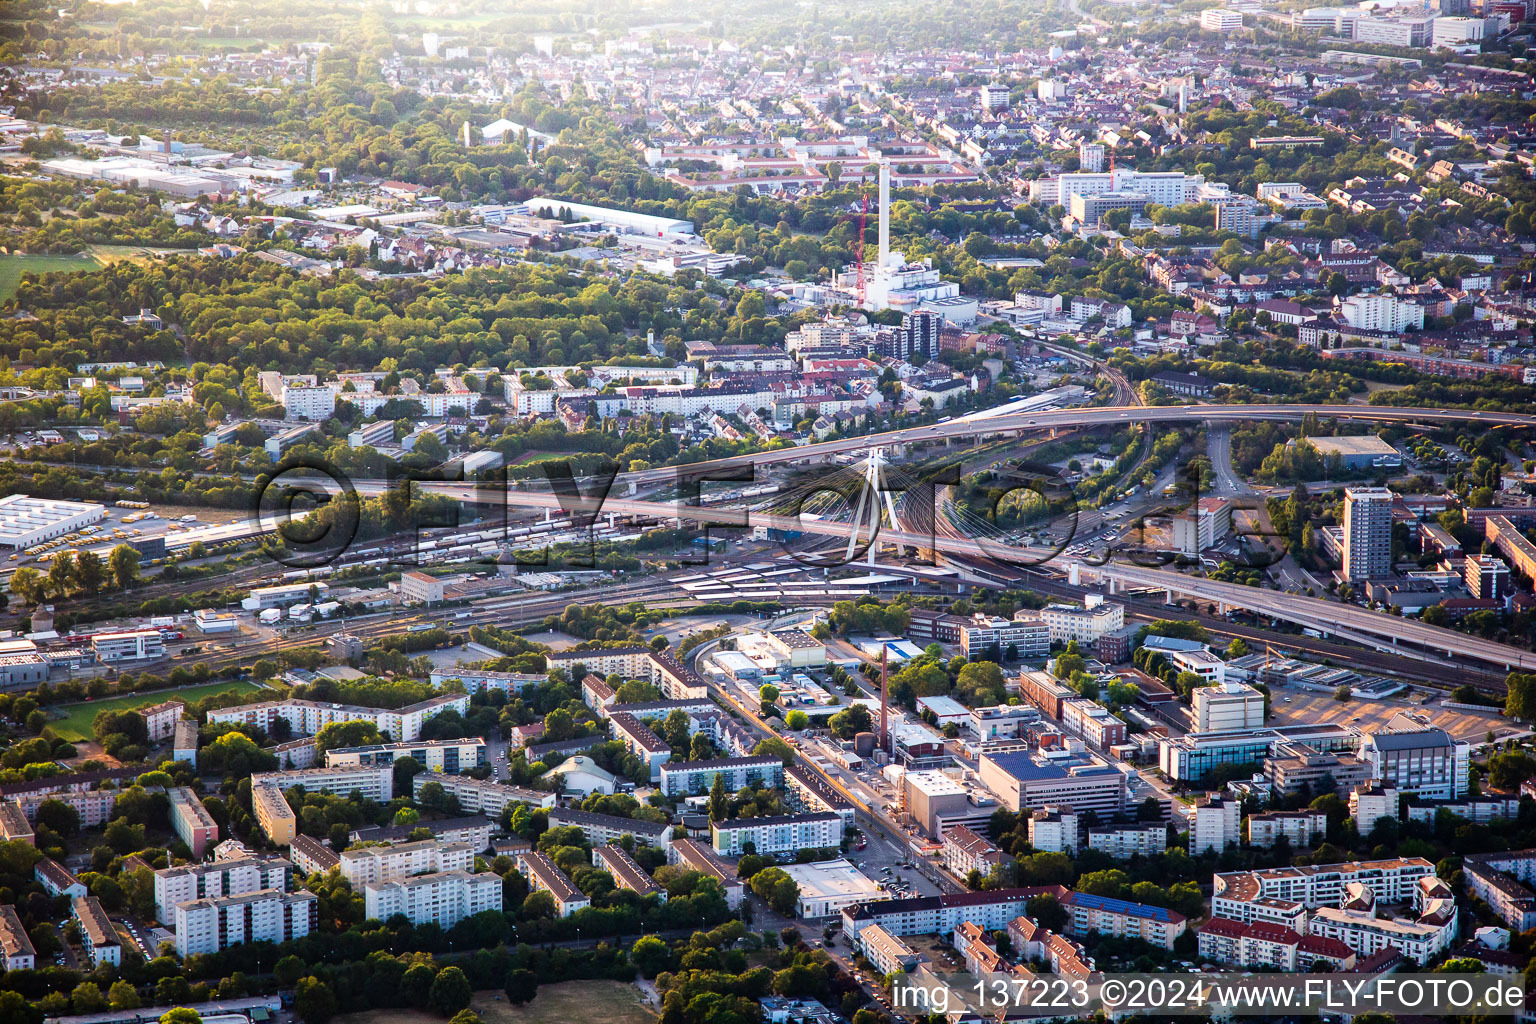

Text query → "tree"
[73,550,107,596]
[70,984,105,1014]
[1026,893,1067,932]
[630,934,673,978]
[786,710,809,730]
[314,720,384,753]
[109,545,141,590]
[160,1010,201,1024]
[9,566,44,606]
[107,982,140,1012]
[709,773,728,822]
[294,978,336,1024]
[1334,685,1351,702]
[428,967,473,1017]
[503,970,538,1005]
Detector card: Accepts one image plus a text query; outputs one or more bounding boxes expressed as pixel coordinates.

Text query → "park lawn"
[335,984,655,1024]
[49,680,265,741]
[0,253,102,299]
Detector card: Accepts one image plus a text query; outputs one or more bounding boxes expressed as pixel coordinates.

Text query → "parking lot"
[1265,685,1516,744]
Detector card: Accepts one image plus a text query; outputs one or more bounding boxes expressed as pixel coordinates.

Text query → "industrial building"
[780,858,886,918]
[525,197,693,236]
[978,751,1128,819]
[0,495,105,548]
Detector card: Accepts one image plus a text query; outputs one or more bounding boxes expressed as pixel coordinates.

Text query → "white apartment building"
[363,869,502,928]
[959,614,1051,659]
[250,764,393,802]
[282,384,337,422]
[138,700,185,742]
[174,889,317,957]
[1086,824,1168,859]
[154,856,291,924]
[1193,682,1265,732]
[1309,904,1456,964]
[1055,169,1204,208]
[412,772,555,816]
[1339,293,1425,333]
[1038,596,1125,645]
[207,694,468,743]
[324,738,487,774]
[941,825,1007,879]
[1349,783,1402,835]
[1173,498,1233,556]
[1028,807,1079,854]
[858,924,923,975]
[1191,797,1242,854]
[339,840,474,886]
[711,812,843,857]
[1212,858,1436,921]
[657,756,784,797]
[73,896,122,967]
[0,906,35,970]
[1246,810,1327,847]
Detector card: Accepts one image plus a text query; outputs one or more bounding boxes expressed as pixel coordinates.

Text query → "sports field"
[0,253,101,299]
[49,681,265,742]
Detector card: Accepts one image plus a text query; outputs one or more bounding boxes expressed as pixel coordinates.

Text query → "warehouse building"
[0,495,105,548]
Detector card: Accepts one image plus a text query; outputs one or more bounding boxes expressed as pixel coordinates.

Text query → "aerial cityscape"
[2,0,1536,1020]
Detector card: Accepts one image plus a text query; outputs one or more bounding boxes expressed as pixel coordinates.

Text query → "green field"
[0,253,102,299]
[336,984,654,1024]
[49,680,265,742]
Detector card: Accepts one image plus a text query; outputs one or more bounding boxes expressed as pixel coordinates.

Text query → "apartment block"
[168,787,220,858]
[667,838,745,908]
[173,888,318,957]
[154,856,291,924]
[515,852,590,918]
[941,824,1007,879]
[35,858,86,898]
[710,812,842,857]
[593,844,666,902]
[363,869,502,928]
[1358,727,1469,799]
[1212,858,1436,922]
[324,738,487,774]
[412,772,555,816]
[1246,810,1327,847]
[658,755,784,797]
[1062,892,1187,950]
[858,923,923,975]
[339,839,474,886]
[1190,796,1242,854]
[1086,824,1168,859]
[251,783,297,847]
[251,764,393,802]
[1028,807,1079,854]
[0,906,35,970]
[138,700,185,742]
[548,806,673,849]
[73,896,122,967]
[207,694,468,742]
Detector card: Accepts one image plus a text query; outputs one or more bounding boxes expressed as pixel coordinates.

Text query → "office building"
[782,858,887,919]
[413,772,556,816]
[73,896,122,966]
[364,869,501,928]
[167,787,220,859]
[1170,648,1226,684]
[1190,796,1241,853]
[92,629,165,662]
[1343,487,1394,581]
[1086,824,1168,859]
[1358,727,1468,799]
[251,764,392,802]
[1266,744,1375,795]
[515,852,590,918]
[902,770,996,837]
[979,751,1128,819]
[711,812,843,857]
[548,806,673,849]
[968,704,1039,740]
[0,906,35,970]
[1246,810,1327,847]
[667,838,745,908]
[1070,189,1150,226]
[324,738,487,774]
[658,755,783,797]
[593,845,666,902]
[1193,682,1265,732]
[958,613,1050,659]
[154,856,291,924]
[339,840,475,886]
[1200,7,1244,30]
